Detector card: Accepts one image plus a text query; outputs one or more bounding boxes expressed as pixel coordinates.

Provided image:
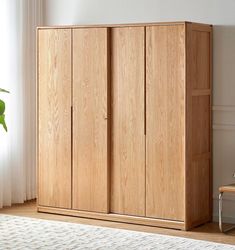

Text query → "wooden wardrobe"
[37,21,213,230]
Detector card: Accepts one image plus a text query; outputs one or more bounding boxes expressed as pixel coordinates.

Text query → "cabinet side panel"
[38,29,72,208]
[186,23,212,229]
[73,28,109,213]
[111,27,145,216]
[146,25,185,221]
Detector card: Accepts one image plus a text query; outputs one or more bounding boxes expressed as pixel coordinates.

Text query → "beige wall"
[42,0,235,223]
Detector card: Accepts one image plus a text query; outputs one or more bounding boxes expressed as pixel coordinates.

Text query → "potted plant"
[0,88,9,132]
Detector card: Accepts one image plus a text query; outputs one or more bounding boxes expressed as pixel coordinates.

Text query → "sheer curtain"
[0,0,43,208]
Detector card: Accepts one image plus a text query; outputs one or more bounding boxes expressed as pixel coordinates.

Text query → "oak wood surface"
[187,159,210,225]
[146,24,185,221]
[110,27,146,216]
[38,29,72,209]
[185,22,212,229]
[192,96,210,155]
[72,28,109,213]
[191,31,210,89]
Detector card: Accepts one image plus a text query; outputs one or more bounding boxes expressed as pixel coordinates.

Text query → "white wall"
[42,0,235,223]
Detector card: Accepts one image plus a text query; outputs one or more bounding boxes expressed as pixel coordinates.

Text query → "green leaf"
[0,114,7,132]
[0,99,5,115]
[0,88,10,93]
[0,87,9,132]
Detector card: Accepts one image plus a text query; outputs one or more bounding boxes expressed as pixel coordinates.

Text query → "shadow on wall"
[213,25,235,221]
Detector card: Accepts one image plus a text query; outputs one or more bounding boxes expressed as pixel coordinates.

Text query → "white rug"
[0,215,234,250]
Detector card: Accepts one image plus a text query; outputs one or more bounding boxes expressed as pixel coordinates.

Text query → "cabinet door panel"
[73,28,109,213]
[111,27,145,216]
[38,29,72,208]
[146,25,185,221]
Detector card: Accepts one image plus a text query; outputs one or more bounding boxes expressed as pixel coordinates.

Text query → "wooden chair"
[219,183,235,233]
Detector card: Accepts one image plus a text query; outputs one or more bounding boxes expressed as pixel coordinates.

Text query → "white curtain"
[0,0,43,208]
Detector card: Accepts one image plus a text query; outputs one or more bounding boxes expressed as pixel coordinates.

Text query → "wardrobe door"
[38,29,72,208]
[146,25,185,221]
[111,27,145,216]
[73,28,109,213]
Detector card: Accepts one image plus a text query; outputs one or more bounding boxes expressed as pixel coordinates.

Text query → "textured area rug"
[0,215,234,250]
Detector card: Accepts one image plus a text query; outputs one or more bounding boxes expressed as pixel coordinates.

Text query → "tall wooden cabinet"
[37,22,212,230]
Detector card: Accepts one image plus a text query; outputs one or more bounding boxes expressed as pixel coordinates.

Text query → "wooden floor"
[0,200,235,245]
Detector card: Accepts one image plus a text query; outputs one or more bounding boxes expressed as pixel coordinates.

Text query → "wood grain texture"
[191,31,210,89]
[185,23,212,230]
[72,28,109,213]
[192,96,210,155]
[110,27,145,216]
[187,159,210,225]
[38,29,72,208]
[146,25,185,221]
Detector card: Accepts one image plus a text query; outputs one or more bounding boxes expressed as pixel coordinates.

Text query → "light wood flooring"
[0,200,235,245]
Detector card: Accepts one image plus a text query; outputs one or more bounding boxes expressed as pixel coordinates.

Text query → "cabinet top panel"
[37,21,212,30]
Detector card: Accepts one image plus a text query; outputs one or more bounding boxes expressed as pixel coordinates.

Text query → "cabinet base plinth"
[38,206,185,230]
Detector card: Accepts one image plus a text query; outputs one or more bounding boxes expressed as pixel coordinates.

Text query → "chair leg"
[219,192,235,233]
[219,192,223,232]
